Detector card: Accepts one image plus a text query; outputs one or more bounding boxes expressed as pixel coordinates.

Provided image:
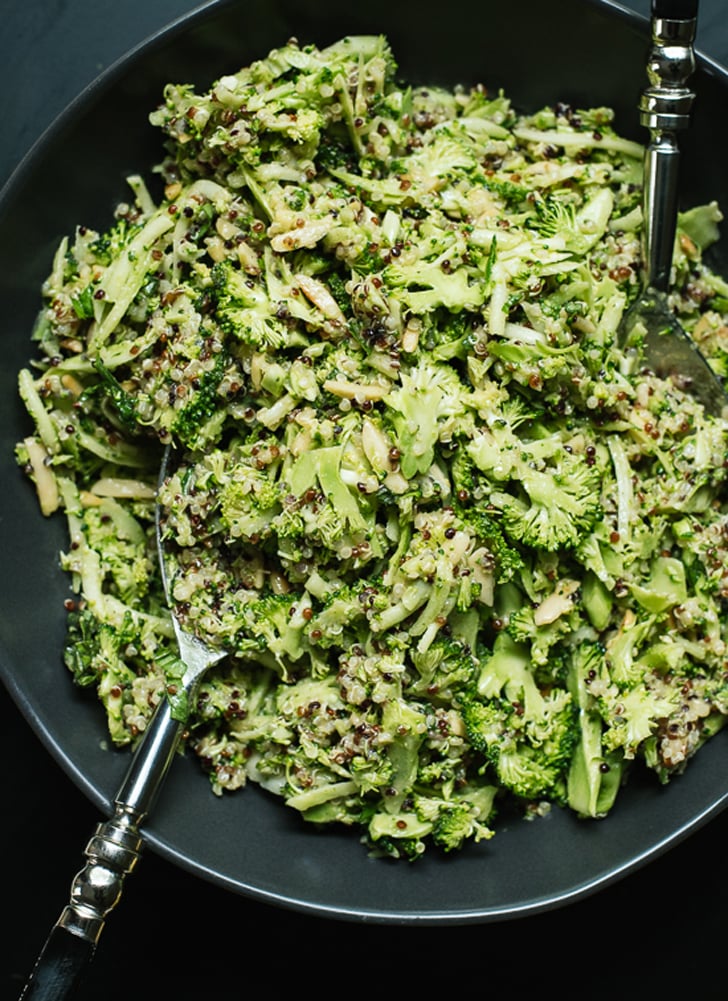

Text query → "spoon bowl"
[620,289,728,416]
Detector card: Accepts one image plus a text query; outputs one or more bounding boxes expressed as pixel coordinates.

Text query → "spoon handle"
[16,927,96,1001]
[20,446,228,999]
[640,0,698,291]
[652,0,697,17]
[17,806,144,1000]
[17,695,185,1000]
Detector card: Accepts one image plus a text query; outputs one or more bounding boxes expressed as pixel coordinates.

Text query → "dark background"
[3,2,728,998]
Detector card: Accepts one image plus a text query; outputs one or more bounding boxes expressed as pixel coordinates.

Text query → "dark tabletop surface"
[3,2,728,999]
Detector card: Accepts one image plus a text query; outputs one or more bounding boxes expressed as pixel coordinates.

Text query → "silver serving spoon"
[19,445,226,1001]
[620,0,728,417]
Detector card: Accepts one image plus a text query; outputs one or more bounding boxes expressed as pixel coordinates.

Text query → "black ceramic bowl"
[2,0,728,925]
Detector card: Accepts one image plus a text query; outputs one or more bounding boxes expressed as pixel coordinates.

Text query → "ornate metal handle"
[19,694,184,1000]
[639,0,698,291]
[53,807,145,946]
[18,808,144,1000]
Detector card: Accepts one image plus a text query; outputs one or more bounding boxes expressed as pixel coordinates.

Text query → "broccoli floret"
[161,433,286,547]
[79,497,156,605]
[380,696,428,806]
[451,446,525,583]
[460,631,578,802]
[91,359,139,433]
[599,679,680,761]
[431,806,479,852]
[218,460,282,541]
[211,259,294,350]
[77,618,139,745]
[506,581,580,669]
[370,507,488,647]
[17,365,152,482]
[193,661,275,725]
[304,580,371,649]
[382,250,485,314]
[287,441,373,544]
[525,188,614,255]
[172,347,232,450]
[383,355,469,478]
[90,209,175,350]
[486,333,584,389]
[88,217,141,267]
[500,455,600,552]
[469,426,602,551]
[64,607,108,689]
[591,613,724,771]
[427,786,497,853]
[408,634,477,700]
[367,827,428,861]
[64,607,173,746]
[474,631,544,714]
[233,590,313,678]
[461,688,577,803]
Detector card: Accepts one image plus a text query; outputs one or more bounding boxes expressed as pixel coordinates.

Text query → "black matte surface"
[3,2,728,998]
[19,927,95,1001]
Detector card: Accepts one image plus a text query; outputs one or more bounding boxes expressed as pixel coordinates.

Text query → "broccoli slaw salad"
[15,34,728,860]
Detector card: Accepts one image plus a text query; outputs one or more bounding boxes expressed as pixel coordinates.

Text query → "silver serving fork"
[19,445,226,1001]
[620,0,728,417]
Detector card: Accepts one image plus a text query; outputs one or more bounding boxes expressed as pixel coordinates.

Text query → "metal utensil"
[19,446,226,1001]
[620,0,728,417]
